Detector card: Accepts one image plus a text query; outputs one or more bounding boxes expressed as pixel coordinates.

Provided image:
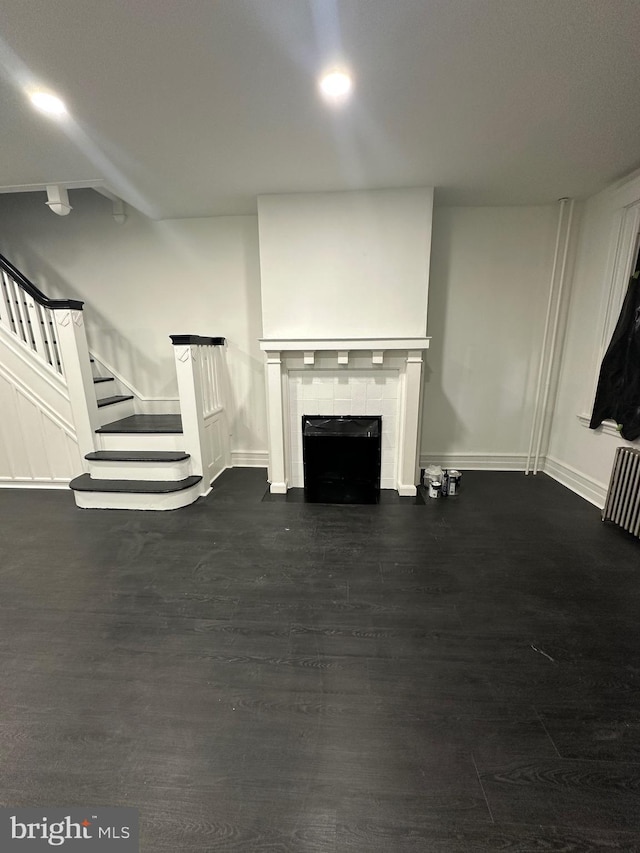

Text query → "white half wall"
[0,334,82,486]
[422,205,559,466]
[258,188,433,339]
[547,171,640,506]
[0,190,267,458]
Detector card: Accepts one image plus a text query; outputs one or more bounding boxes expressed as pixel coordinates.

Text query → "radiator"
[603,446,640,537]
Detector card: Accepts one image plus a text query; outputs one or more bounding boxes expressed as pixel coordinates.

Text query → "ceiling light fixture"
[318,68,353,105]
[29,91,68,117]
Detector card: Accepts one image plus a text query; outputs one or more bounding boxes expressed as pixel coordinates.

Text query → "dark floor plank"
[478,757,640,832]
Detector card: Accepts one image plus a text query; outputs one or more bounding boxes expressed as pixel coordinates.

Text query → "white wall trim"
[260,337,431,352]
[420,452,528,471]
[542,455,607,509]
[231,450,268,467]
[0,480,71,489]
[0,180,105,195]
[576,413,625,438]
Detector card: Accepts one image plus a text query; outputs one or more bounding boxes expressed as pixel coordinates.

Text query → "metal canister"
[428,480,442,499]
[441,470,449,497]
[447,469,461,495]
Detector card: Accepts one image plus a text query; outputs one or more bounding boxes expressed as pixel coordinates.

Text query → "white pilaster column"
[396,349,424,497]
[54,309,99,463]
[264,350,287,493]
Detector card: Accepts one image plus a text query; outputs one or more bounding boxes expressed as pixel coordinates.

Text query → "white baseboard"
[231,450,268,468]
[0,479,70,489]
[420,451,608,508]
[269,481,288,494]
[420,452,528,471]
[542,455,607,509]
[397,483,417,497]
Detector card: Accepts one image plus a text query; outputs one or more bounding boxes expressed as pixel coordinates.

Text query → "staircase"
[69,363,202,509]
[0,253,231,510]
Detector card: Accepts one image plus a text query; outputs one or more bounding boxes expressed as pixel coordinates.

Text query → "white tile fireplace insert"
[259,337,430,496]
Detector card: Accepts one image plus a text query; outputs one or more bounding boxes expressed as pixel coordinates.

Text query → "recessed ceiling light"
[29,91,68,117]
[319,69,353,104]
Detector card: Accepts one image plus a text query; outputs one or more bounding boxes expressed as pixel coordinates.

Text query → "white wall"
[422,205,558,468]
[546,172,640,505]
[258,188,433,339]
[0,190,586,483]
[0,190,267,458]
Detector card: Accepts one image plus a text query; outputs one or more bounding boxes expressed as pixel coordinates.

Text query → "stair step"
[96,414,183,434]
[97,395,134,408]
[69,474,201,494]
[93,376,115,384]
[85,450,190,462]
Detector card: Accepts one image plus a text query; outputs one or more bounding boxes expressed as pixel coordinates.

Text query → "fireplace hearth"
[302,415,382,504]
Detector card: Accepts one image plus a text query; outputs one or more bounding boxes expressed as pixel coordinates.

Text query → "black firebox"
[302,415,382,504]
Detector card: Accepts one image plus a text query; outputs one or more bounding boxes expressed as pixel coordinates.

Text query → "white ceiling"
[0,0,639,219]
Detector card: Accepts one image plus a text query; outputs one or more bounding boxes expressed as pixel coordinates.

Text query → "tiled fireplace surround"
[259,338,430,497]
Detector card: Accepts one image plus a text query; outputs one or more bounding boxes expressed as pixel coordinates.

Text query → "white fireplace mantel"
[260,337,431,353]
[259,336,430,497]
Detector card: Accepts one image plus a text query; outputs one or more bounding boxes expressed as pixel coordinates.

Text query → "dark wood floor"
[1,469,639,852]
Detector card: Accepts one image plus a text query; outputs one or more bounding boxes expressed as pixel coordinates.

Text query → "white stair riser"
[88,459,192,481]
[98,398,135,425]
[73,482,208,511]
[94,378,125,396]
[97,433,185,451]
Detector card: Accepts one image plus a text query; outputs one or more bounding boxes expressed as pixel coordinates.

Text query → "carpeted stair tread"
[85,450,190,462]
[69,474,201,493]
[96,414,183,434]
[97,395,134,408]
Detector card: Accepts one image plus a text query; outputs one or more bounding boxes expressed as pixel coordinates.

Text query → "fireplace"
[259,338,430,497]
[302,415,382,504]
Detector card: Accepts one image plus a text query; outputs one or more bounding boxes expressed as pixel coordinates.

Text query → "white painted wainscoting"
[0,339,82,487]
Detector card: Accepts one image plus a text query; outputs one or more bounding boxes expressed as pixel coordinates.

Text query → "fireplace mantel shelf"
[259,337,430,352]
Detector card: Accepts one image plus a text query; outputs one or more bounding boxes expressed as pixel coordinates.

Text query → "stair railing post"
[171,335,229,495]
[172,341,208,492]
[53,307,100,461]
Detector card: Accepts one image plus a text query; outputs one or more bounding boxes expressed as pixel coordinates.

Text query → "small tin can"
[428,480,442,499]
[441,470,449,497]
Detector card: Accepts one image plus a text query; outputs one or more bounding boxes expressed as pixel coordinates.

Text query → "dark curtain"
[590,268,640,440]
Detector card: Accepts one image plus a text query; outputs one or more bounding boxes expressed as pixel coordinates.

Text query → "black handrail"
[170,335,226,346]
[0,253,84,310]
